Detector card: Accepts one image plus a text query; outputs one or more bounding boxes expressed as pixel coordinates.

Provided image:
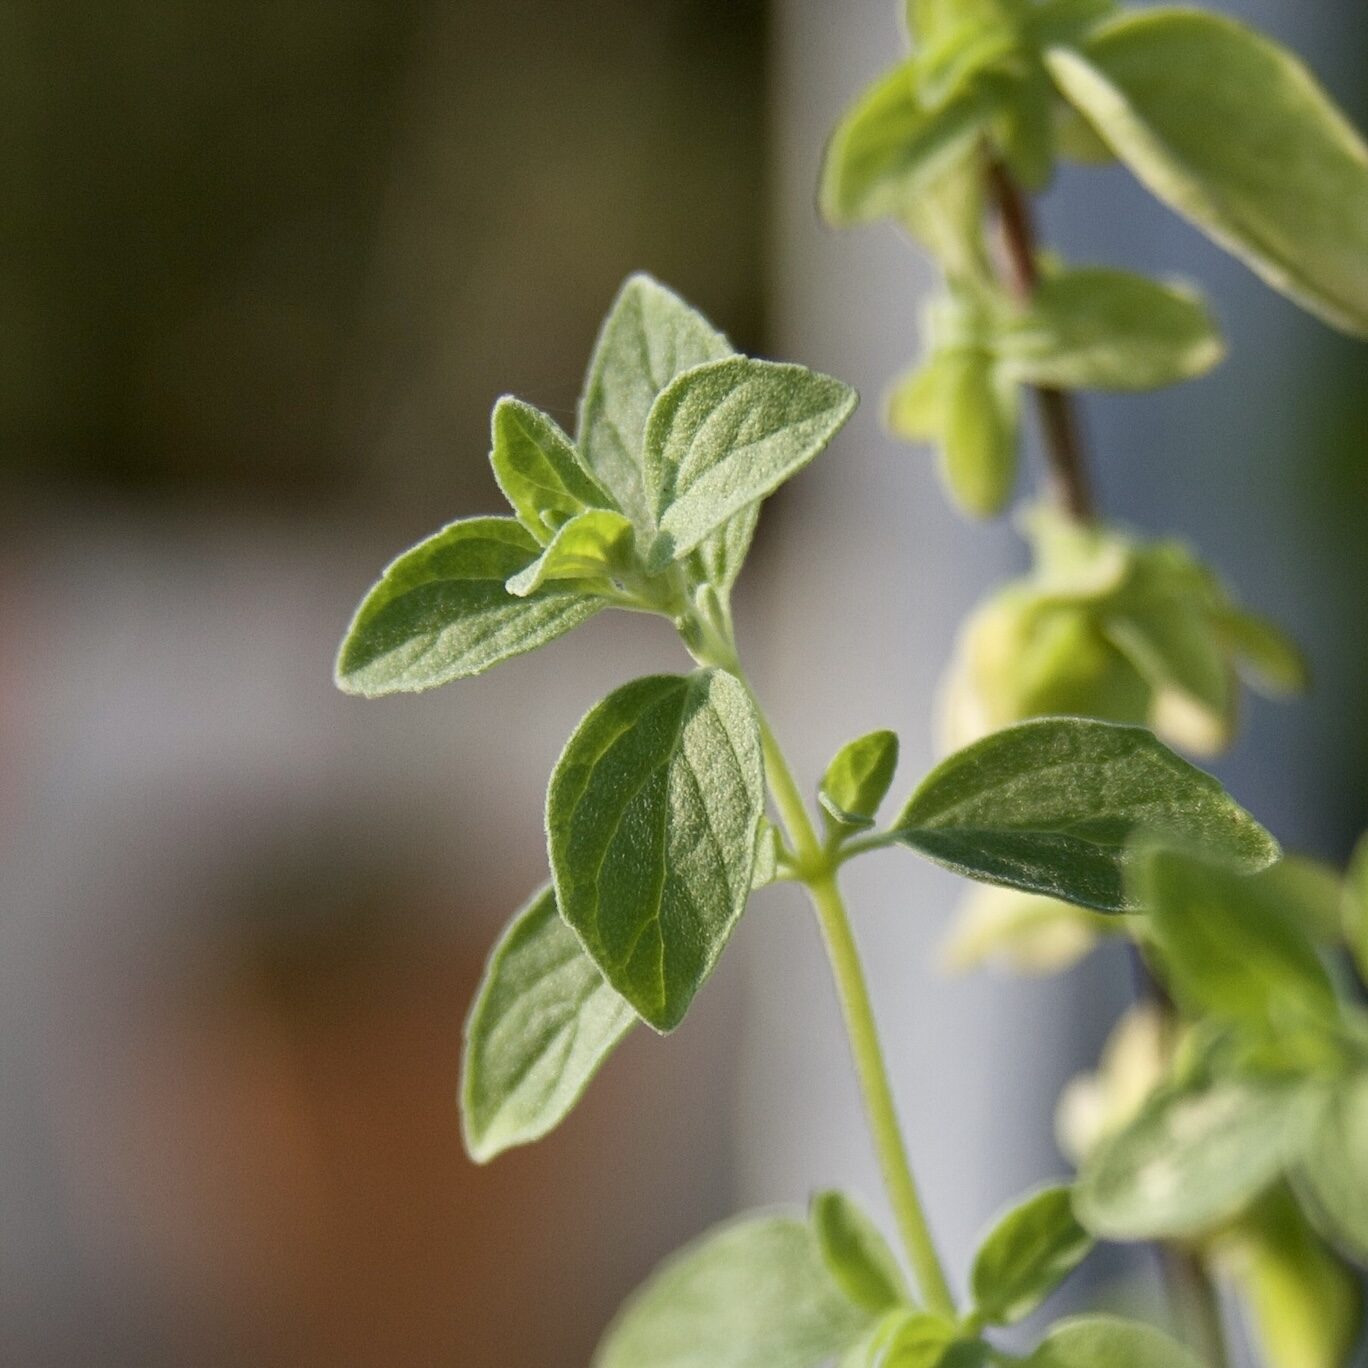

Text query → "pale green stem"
[677,604,956,1315]
[755,706,958,1319]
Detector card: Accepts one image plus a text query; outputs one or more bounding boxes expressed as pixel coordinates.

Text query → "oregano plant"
[336,3,1368,1364]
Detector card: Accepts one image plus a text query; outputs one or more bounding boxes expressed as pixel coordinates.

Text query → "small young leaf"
[811,1190,907,1314]
[489,396,613,543]
[892,718,1278,912]
[1074,1075,1306,1239]
[505,509,636,596]
[684,502,761,602]
[996,268,1224,391]
[547,670,764,1031]
[1027,1316,1204,1368]
[821,63,990,226]
[594,1212,878,1368]
[460,885,636,1163]
[335,517,604,696]
[939,349,1018,518]
[1293,1071,1368,1265]
[752,819,784,890]
[820,731,901,830]
[578,273,734,523]
[1139,848,1340,1036]
[887,356,951,443]
[1045,10,1368,336]
[1212,605,1309,698]
[842,1308,959,1368]
[644,357,857,569]
[1344,835,1368,986]
[970,1185,1094,1324]
[1252,855,1346,946]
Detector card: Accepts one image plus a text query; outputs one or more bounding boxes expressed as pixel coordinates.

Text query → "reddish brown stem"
[986,161,1095,523]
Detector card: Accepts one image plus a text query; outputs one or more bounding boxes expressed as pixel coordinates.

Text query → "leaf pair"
[830,5,1368,338]
[939,507,1306,756]
[1076,848,1368,1267]
[888,270,1221,516]
[336,274,857,696]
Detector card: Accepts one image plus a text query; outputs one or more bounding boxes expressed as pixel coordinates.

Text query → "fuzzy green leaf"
[939,350,1018,518]
[547,670,764,1032]
[821,62,990,226]
[489,396,613,543]
[1075,1076,1307,1239]
[1213,606,1309,698]
[460,885,635,1163]
[594,1212,878,1368]
[970,1185,1094,1325]
[1046,9,1368,336]
[336,517,604,696]
[578,273,734,524]
[892,718,1278,912]
[643,357,857,570]
[505,509,636,596]
[811,1191,907,1314]
[1027,1316,1204,1368]
[820,731,901,830]
[1294,1071,1368,1265]
[996,268,1224,391]
[1139,848,1340,1036]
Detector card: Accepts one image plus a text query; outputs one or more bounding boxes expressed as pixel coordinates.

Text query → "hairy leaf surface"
[336,517,603,696]
[461,885,635,1162]
[892,718,1277,911]
[595,1213,877,1368]
[644,357,857,569]
[547,671,764,1031]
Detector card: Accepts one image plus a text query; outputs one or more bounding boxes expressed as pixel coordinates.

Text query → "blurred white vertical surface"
[734,0,1125,1289]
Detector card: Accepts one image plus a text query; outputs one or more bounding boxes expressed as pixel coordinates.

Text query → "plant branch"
[748,697,958,1319]
[986,160,1095,523]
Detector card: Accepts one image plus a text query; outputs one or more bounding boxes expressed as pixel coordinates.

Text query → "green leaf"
[1026,1316,1204,1368]
[1345,835,1368,986]
[887,356,950,443]
[821,63,991,226]
[460,885,635,1163]
[594,1212,878,1368]
[1212,606,1309,698]
[505,509,637,596]
[643,357,858,570]
[1139,848,1340,1037]
[996,268,1224,391]
[1212,1187,1363,1368]
[335,517,604,696]
[1252,855,1346,945]
[1045,9,1368,336]
[547,670,764,1031]
[1294,1070,1368,1265]
[578,273,735,523]
[685,503,761,602]
[939,349,1018,518]
[820,731,901,830]
[811,1191,907,1314]
[891,718,1278,912]
[842,1309,960,1368]
[970,1184,1094,1324]
[489,396,613,544]
[1074,1075,1307,1239]
[752,819,784,890]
